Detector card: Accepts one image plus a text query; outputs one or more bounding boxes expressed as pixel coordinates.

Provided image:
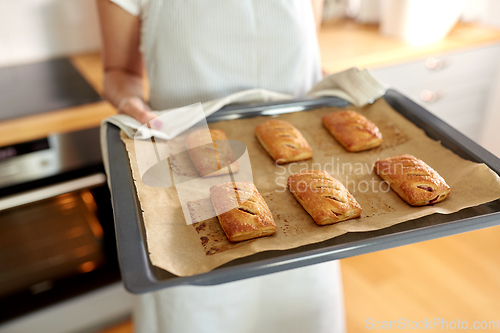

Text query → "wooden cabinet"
[371,44,500,141]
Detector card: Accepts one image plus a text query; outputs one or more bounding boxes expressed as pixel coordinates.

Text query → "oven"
[0,126,130,330]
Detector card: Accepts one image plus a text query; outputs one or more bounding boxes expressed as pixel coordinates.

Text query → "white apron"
[110,0,346,331]
[142,0,323,109]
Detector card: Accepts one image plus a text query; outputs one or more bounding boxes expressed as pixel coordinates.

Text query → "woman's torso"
[139,0,322,109]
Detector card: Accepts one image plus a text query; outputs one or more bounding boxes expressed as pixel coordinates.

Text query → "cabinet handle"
[420,90,440,103]
[425,58,444,70]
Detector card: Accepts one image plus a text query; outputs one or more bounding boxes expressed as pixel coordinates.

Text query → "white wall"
[479,60,500,157]
[462,0,500,27]
[326,0,500,26]
[484,0,500,27]
[0,0,101,67]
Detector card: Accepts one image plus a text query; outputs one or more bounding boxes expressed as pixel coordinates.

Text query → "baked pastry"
[322,110,382,152]
[287,170,362,225]
[185,129,239,177]
[255,119,313,164]
[374,154,451,206]
[210,181,276,242]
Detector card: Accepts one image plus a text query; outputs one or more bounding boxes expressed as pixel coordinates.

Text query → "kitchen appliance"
[380,0,467,45]
[105,91,500,293]
[0,58,131,332]
[346,0,381,23]
[0,127,131,331]
[0,58,103,121]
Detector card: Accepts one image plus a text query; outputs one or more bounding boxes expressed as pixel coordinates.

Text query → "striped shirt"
[110,0,322,109]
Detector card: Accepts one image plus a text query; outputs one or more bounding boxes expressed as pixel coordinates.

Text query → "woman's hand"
[117,96,161,128]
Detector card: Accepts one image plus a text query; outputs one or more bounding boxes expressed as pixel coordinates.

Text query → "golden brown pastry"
[185,129,239,177]
[374,154,451,206]
[210,181,276,242]
[254,119,313,164]
[287,170,362,225]
[322,110,383,152]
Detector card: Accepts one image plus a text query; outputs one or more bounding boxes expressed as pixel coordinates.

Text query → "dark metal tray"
[106,89,500,294]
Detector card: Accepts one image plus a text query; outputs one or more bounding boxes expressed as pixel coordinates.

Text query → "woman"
[97,1,345,332]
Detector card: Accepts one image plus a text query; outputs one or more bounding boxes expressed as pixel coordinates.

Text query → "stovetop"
[0,58,102,121]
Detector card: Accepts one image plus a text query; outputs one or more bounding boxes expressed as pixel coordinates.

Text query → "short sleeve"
[110,0,142,17]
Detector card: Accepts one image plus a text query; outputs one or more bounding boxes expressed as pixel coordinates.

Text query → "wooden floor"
[342,225,500,332]
[101,224,500,333]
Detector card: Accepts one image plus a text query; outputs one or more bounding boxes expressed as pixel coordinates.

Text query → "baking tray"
[105,89,500,294]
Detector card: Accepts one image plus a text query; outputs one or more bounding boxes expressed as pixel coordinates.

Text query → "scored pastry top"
[185,129,239,177]
[374,154,451,206]
[287,170,362,225]
[210,181,276,242]
[255,119,313,164]
[322,110,382,152]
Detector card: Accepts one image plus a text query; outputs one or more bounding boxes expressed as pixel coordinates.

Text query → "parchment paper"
[121,98,500,276]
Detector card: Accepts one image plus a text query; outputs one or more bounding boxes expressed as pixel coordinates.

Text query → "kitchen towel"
[102,67,387,140]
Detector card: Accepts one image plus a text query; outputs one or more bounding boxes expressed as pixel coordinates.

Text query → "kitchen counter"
[1,19,500,147]
[319,20,500,73]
